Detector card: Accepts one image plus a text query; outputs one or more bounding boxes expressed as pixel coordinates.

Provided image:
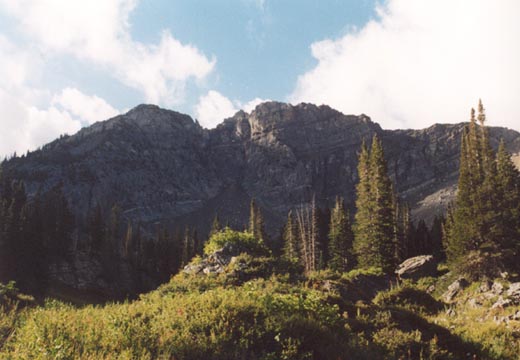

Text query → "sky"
[0,0,519,156]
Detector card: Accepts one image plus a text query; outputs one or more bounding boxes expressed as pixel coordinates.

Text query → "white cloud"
[290,0,520,131]
[0,88,81,156]
[0,0,215,105]
[195,91,270,128]
[195,90,238,128]
[242,97,269,113]
[53,87,119,125]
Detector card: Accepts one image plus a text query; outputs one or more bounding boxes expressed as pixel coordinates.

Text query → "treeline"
[0,180,74,291]
[0,175,204,293]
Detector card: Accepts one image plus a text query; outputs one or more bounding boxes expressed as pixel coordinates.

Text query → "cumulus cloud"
[0,0,214,156]
[52,87,119,125]
[242,97,268,113]
[0,88,82,156]
[195,91,237,128]
[0,0,215,105]
[290,0,520,131]
[195,91,270,128]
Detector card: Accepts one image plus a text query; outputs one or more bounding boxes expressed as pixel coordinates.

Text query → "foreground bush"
[203,228,270,256]
[2,278,356,359]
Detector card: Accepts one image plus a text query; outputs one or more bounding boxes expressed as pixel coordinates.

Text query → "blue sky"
[0,0,518,156]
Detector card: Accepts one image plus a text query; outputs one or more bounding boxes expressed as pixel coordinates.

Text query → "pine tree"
[181,227,191,267]
[443,101,520,274]
[395,202,414,261]
[108,204,121,256]
[310,195,319,270]
[209,214,222,237]
[123,221,133,259]
[328,197,354,272]
[495,140,520,251]
[88,203,105,254]
[353,140,373,267]
[430,214,445,260]
[353,135,397,273]
[282,210,299,263]
[249,198,267,244]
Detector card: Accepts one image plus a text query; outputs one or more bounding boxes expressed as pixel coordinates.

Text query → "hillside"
[2,238,520,359]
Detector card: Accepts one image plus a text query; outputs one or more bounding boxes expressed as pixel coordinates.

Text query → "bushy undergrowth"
[2,263,516,359]
[1,277,354,359]
[373,282,443,315]
[203,228,270,256]
[0,282,34,350]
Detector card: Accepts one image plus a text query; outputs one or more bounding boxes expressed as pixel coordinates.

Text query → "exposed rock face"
[395,255,436,280]
[183,243,245,275]
[7,102,520,230]
[4,102,520,296]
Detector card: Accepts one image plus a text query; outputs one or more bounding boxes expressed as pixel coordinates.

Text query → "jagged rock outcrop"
[183,242,245,275]
[3,102,520,297]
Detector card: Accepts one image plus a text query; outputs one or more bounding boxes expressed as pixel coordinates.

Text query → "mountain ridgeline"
[2,102,520,298]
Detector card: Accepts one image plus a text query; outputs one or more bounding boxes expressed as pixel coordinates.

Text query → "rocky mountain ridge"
[3,101,520,298]
[8,102,519,230]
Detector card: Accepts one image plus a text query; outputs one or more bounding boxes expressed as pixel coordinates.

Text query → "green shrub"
[373,283,443,315]
[203,228,270,256]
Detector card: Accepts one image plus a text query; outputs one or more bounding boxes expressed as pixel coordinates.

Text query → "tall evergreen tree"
[88,203,105,254]
[443,101,520,274]
[353,135,397,273]
[108,204,122,256]
[282,210,299,263]
[353,140,373,266]
[249,198,267,243]
[209,213,222,237]
[328,197,354,272]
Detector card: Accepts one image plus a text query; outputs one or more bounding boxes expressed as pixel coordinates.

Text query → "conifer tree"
[181,227,192,267]
[108,204,121,256]
[353,135,397,273]
[249,198,267,243]
[353,140,372,266]
[123,221,133,259]
[328,196,354,272]
[88,203,105,254]
[495,140,520,251]
[395,202,413,261]
[282,210,299,263]
[444,101,520,274]
[209,213,222,237]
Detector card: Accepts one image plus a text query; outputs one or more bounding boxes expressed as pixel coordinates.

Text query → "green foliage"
[328,197,354,272]
[1,278,352,359]
[444,101,520,278]
[373,283,443,315]
[282,210,300,264]
[249,198,268,245]
[203,228,270,256]
[354,136,397,273]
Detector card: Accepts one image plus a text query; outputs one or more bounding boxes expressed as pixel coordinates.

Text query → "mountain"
[3,102,520,298]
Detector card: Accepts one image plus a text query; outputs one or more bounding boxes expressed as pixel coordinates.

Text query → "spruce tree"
[328,197,354,272]
[353,135,397,273]
[443,101,520,275]
[249,198,267,244]
[209,214,222,237]
[353,140,373,267]
[495,140,520,251]
[282,210,299,263]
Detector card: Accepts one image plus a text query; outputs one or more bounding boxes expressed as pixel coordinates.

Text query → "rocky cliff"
[4,102,520,297]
